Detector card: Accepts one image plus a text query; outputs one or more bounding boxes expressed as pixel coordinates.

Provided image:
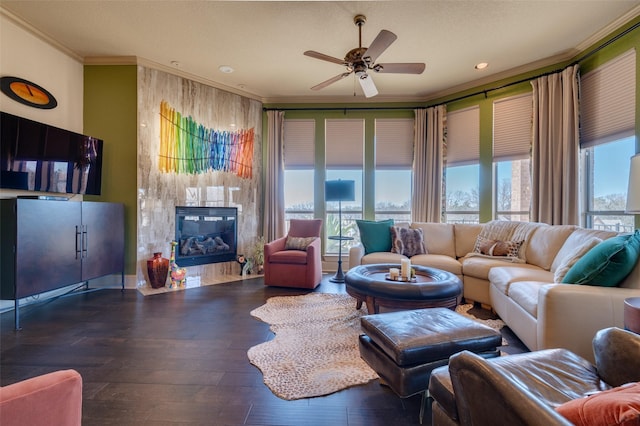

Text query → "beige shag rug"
[248,293,505,400]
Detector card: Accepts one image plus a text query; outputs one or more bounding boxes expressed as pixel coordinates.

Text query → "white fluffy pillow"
[553,237,602,283]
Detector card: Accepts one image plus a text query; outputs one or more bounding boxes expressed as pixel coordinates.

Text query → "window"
[583,137,636,233]
[374,118,413,222]
[283,119,315,230]
[493,93,532,222]
[580,49,636,232]
[325,119,364,253]
[445,106,480,224]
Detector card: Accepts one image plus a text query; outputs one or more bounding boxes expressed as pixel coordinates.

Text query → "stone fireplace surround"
[136,66,263,290]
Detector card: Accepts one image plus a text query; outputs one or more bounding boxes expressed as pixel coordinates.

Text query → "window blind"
[446,106,479,166]
[283,119,315,169]
[493,93,532,161]
[375,118,414,169]
[326,119,364,169]
[580,48,636,148]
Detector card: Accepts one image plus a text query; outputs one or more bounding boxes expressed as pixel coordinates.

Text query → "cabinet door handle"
[82,225,88,258]
[76,225,82,259]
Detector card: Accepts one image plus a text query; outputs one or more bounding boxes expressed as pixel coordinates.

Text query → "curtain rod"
[264,19,640,113]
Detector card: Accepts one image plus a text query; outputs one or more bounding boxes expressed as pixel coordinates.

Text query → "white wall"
[0,10,87,314]
[0,10,83,132]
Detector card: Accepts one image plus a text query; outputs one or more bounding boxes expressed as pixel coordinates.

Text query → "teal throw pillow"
[356,219,394,254]
[562,230,640,287]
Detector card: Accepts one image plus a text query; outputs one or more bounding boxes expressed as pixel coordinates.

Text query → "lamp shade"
[627,154,640,213]
[325,180,355,202]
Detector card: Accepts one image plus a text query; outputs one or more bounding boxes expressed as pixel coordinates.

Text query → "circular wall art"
[0,76,57,109]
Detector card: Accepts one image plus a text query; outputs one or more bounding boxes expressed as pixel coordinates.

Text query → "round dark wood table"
[344,263,462,314]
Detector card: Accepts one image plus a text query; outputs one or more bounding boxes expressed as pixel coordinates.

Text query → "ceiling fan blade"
[374,63,426,74]
[358,74,378,98]
[363,30,397,63]
[304,50,346,65]
[311,72,352,91]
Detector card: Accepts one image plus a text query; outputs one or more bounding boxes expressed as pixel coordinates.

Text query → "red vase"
[147,252,169,289]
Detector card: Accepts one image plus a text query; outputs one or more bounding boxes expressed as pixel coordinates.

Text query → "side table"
[624,297,640,333]
[328,235,353,283]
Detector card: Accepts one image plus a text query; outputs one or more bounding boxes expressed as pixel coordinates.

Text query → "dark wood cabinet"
[0,199,124,328]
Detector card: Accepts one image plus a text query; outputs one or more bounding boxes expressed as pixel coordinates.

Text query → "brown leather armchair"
[264,219,323,289]
[429,327,640,426]
[0,369,83,426]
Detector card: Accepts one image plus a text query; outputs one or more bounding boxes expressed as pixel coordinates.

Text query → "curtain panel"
[412,105,446,223]
[530,64,580,225]
[264,110,286,241]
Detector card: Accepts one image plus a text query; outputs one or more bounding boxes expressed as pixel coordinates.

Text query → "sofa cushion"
[411,222,456,257]
[356,219,394,254]
[475,236,523,257]
[462,256,541,281]
[285,236,316,251]
[526,224,575,270]
[562,230,640,287]
[410,254,463,276]
[556,382,640,426]
[454,223,484,258]
[508,281,546,318]
[552,228,618,272]
[391,226,426,257]
[553,237,602,283]
[361,251,406,265]
[489,266,553,295]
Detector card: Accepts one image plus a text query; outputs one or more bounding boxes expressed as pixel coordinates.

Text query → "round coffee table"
[344,263,462,314]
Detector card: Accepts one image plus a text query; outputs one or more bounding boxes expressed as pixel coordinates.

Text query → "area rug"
[248,293,506,400]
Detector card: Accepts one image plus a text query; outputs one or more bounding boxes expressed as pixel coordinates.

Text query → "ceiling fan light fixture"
[475,62,489,70]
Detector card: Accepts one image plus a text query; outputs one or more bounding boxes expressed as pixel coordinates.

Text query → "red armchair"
[0,369,83,426]
[264,219,323,288]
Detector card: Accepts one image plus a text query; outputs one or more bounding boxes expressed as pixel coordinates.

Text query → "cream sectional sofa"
[348,221,640,362]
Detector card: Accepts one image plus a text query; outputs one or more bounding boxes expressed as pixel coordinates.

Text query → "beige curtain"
[264,110,286,241]
[412,105,446,223]
[530,65,580,225]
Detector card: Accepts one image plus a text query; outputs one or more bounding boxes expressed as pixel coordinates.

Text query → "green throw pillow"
[356,219,394,254]
[562,230,640,287]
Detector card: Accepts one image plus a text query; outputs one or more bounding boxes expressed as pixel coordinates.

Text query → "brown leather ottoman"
[359,308,502,422]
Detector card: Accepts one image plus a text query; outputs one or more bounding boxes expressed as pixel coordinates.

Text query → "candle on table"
[401,259,411,279]
[389,268,399,280]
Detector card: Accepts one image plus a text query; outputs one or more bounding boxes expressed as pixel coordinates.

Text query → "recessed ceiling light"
[219,65,234,74]
[171,61,180,68]
[475,62,489,70]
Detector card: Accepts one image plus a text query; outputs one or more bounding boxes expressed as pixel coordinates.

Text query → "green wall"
[84,65,138,274]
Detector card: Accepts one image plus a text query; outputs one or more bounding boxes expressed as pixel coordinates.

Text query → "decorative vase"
[147,252,169,289]
[169,241,187,288]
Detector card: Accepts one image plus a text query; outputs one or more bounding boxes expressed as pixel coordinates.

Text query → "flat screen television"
[0,111,103,195]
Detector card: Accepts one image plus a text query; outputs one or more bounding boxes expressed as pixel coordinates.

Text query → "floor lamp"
[326,179,355,283]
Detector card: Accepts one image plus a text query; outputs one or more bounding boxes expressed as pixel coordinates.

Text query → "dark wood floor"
[1,275,528,425]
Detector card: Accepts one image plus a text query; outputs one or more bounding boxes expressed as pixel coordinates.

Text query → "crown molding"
[84,56,263,102]
[1,6,83,63]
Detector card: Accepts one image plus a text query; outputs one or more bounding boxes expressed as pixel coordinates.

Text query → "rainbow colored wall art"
[159,101,254,178]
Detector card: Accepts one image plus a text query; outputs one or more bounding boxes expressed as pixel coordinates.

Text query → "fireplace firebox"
[175,206,237,267]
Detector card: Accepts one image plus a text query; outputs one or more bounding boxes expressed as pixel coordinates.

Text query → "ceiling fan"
[304,14,426,98]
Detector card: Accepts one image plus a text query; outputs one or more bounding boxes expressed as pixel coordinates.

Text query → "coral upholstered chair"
[0,369,82,426]
[264,219,323,288]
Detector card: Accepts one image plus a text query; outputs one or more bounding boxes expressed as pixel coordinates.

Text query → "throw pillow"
[391,226,427,257]
[285,236,316,251]
[474,235,523,258]
[556,382,640,426]
[553,237,602,283]
[355,219,394,254]
[562,230,640,287]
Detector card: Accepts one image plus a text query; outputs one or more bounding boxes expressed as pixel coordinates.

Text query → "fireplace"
[175,206,237,267]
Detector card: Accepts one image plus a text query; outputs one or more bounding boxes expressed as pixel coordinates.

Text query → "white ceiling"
[2,1,640,104]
